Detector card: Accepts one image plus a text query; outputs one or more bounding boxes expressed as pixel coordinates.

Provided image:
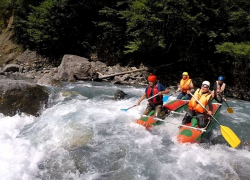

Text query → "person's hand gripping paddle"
[190,93,240,148]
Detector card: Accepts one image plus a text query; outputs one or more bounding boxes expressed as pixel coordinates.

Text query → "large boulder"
[90,61,107,74]
[57,55,91,81]
[0,79,49,116]
[16,49,53,72]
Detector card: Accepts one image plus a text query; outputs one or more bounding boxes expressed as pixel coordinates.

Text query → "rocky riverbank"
[1,51,250,101]
[1,51,250,116]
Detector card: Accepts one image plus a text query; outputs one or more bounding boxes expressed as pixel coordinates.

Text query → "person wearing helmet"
[211,76,226,103]
[174,72,194,100]
[182,81,213,128]
[136,74,170,117]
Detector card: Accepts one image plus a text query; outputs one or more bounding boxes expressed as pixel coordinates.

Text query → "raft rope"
[141,115,206,132]
[170,111,186,115]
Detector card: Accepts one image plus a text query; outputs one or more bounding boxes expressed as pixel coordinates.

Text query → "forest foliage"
[1,0,250,87]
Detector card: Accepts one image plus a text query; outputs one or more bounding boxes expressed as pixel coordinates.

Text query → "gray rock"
[90,61,107,74]
[0,79,49,116]
[0,75,7,79]
[0,67,3,75]
[24,73,35,79]
[114,90,127,100]
[36,73,61,86]
[3,64,22,73]
[57,55,91,81]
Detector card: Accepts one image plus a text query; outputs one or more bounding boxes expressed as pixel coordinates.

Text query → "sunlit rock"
[60,91,80,97]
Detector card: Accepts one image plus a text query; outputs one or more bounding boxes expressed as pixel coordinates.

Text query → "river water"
[0,81,250,180]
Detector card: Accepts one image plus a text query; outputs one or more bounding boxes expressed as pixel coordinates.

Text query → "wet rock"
[0,79,49,116]
[114,89,127,100]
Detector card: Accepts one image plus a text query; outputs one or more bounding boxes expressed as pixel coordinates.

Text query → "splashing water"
[1,81,250,180]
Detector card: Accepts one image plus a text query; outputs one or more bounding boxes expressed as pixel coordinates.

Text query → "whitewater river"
[0,81,250,180]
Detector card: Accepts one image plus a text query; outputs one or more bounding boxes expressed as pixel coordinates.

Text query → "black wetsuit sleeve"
[208,99,213,112]
[213,82,217,91]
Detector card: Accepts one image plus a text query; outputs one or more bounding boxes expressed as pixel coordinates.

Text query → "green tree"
[14,0,111,58]
[13,0,44,45]
[97,1,128,64]
[216,42,250,70]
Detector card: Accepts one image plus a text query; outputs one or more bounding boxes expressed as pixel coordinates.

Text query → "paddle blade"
[220,125,241,148]
[120,105,136,112]
[120,109,128,112]
[163,95,169,102]
[227,107,234,113]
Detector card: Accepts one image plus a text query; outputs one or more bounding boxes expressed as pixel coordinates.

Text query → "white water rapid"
[0,81,250,180]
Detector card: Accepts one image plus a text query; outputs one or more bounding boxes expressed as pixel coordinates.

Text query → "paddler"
[173,72,194,100]
[211,76,226,103]
[182,81,213,128]
[136,73,170,117]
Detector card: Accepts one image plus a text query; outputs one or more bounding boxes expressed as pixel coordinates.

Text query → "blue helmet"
[218,76,224,81]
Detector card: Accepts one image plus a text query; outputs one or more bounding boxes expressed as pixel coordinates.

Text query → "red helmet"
[147,74,157,83]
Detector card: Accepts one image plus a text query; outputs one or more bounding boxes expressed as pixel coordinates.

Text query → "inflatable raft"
[177,102,222,143]
[136,99,189,129]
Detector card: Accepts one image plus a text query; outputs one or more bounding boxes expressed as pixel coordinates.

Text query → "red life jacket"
[146,85,163,104]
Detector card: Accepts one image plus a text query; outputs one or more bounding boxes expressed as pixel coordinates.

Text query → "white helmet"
[202,81,210,87]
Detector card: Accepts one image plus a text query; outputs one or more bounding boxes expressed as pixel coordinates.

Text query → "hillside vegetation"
[0,0,249,89]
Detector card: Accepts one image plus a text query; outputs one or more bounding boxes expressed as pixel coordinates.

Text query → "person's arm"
[213,82,217,91]
[158,88,170,95]
[207,98,213,115]
[218,84,227,101]
[174,84,181,94]
[158,84,170,95]
[220,83,226,93]
[136,93,146,106]
[189,80,194,89]
[211,90,215,98]
[186,80,194,94]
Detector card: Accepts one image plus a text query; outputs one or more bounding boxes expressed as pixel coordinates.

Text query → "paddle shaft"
[144,93,159,102]
[122,94,159,111]
[224,100,230,108]
[142,115,206,132]
[218,92,228,106]
[126,105,136,110]
[189,93,221,125]
[217,92,234,113]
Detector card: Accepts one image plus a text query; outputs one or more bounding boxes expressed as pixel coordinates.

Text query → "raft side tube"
[177,103,221,144]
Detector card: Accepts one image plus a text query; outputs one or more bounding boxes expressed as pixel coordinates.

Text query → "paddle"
[223,98,234,113]
[142,115,206,132]
[163,93,173,102]
[190,93,241,148]
[120,94,159,112]
[219,93,234,113]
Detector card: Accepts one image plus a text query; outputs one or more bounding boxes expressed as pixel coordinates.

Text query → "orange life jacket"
[146,85,163,104]
[188,88,212,113]
[180,76,191,93]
